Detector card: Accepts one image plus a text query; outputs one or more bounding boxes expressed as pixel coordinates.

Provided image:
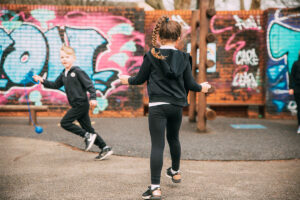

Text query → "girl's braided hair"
[151,15,182,60]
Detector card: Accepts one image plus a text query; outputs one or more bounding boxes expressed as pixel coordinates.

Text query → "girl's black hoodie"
[128,49,202,107]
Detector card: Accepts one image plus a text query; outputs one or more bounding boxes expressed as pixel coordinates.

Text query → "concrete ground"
[0,116,300,199]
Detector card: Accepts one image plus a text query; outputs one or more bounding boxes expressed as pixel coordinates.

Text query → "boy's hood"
[147,49,188,79]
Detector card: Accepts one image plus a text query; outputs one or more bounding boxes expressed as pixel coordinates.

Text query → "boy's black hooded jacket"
[42,66,96,107]
[128,49,202,107]
[289,55,300,93]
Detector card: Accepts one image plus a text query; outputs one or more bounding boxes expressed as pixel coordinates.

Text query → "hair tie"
[166,17,169,22]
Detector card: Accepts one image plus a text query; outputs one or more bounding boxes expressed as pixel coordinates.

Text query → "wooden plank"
[0,105,48,111]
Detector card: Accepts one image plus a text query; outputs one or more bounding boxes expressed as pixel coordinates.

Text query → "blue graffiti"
[0,23,119,97]
[66,27,108,77]
[3,24,47,84]
[268,22,300,72]
[92,70,119,96]
[267,12,300,114]
[44,27,64,81]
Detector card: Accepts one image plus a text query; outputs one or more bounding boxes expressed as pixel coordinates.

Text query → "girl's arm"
[120,55,151,85]
[183,55,211,93]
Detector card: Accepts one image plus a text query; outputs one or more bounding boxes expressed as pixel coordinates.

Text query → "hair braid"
[151,15,169,60]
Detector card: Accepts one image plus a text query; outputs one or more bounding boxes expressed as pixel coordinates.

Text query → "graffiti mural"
[0,5,145,115]
[266,8,300,115]
[208,11,264,104]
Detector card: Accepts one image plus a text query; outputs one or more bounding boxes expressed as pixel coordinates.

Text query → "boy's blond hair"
[61,44,76,57]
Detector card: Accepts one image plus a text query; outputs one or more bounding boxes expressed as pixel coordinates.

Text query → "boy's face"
[60,50,75,70]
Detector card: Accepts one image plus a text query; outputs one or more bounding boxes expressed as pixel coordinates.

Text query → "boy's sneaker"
[84,133,97,151]
[95,146,113,160]
[166,167,181,183]
[297,126,300,134]
[142,186,161,200]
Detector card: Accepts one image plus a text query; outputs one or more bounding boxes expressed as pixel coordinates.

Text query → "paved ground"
[0,116,299,160]
[0,136,300,200]
[0,116,300,200]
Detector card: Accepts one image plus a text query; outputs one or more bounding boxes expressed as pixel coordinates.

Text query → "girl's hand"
[200,82,211,93]
[32,75,44,83]
[119,75,130,85]
[89,100,98,107]
[289,89,294,95]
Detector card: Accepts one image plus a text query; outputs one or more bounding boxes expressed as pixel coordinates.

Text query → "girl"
[119,16,212,199]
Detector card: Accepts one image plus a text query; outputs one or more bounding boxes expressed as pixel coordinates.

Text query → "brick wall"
[0,4,145,117]
[1,5,299,119]
[207,10,265,106]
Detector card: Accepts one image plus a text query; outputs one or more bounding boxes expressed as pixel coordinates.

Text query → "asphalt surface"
[0,136,300,200]
[0,116,300,200]
[0,116,299,160]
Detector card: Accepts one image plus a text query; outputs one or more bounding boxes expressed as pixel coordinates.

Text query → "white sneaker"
[297,126,300,135]
[84,133,97,151]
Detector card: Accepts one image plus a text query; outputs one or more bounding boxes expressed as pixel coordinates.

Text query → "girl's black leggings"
[148,104,182,184]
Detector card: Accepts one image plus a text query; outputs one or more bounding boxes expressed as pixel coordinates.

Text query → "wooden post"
[197,0,210,132]
[188,10,200,122]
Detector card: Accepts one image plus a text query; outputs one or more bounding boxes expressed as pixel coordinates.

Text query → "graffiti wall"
[265,8,300,117]
[1,5,299,118]
[207,10,265,105]
[0,4,145,116]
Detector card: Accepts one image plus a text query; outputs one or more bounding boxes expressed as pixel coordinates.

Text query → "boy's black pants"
[60,101,106,149]
[148,104,182,184]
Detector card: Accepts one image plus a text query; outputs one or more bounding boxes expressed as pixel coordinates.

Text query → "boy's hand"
[89,100,98,107]
[200,82,211,93]
[118,75,130,85]
[289,89,294,95]
[32,75,44,83]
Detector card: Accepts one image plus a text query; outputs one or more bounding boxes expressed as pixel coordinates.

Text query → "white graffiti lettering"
[232,72,258,88]
[236,48,259,66]
[171,15,190,30]
[233,15,261,30]
[287,100,297,116]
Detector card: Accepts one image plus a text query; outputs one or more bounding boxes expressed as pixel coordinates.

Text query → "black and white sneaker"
[95,146,113,160]
[142,186,161,200]
[166,167,181,183]
[84,133,97,151]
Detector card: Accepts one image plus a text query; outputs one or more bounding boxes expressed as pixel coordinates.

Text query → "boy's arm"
[128,55,151,85]
[76,69,96,100]
[42,73,64,89]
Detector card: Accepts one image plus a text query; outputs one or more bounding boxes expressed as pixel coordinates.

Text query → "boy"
[33,44,113,160]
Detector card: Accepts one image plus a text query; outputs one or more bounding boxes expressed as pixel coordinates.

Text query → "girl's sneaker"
[166,167,181,183]
[142,186,161,200]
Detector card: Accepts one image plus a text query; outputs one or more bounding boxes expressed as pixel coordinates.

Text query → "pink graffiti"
[232,65,249,77]
[211,15,262,64]
[225,33,246,64]
[1,8,145,105]
[225,28,262,64]
[210,15,233,34]
[0,84,68,105]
